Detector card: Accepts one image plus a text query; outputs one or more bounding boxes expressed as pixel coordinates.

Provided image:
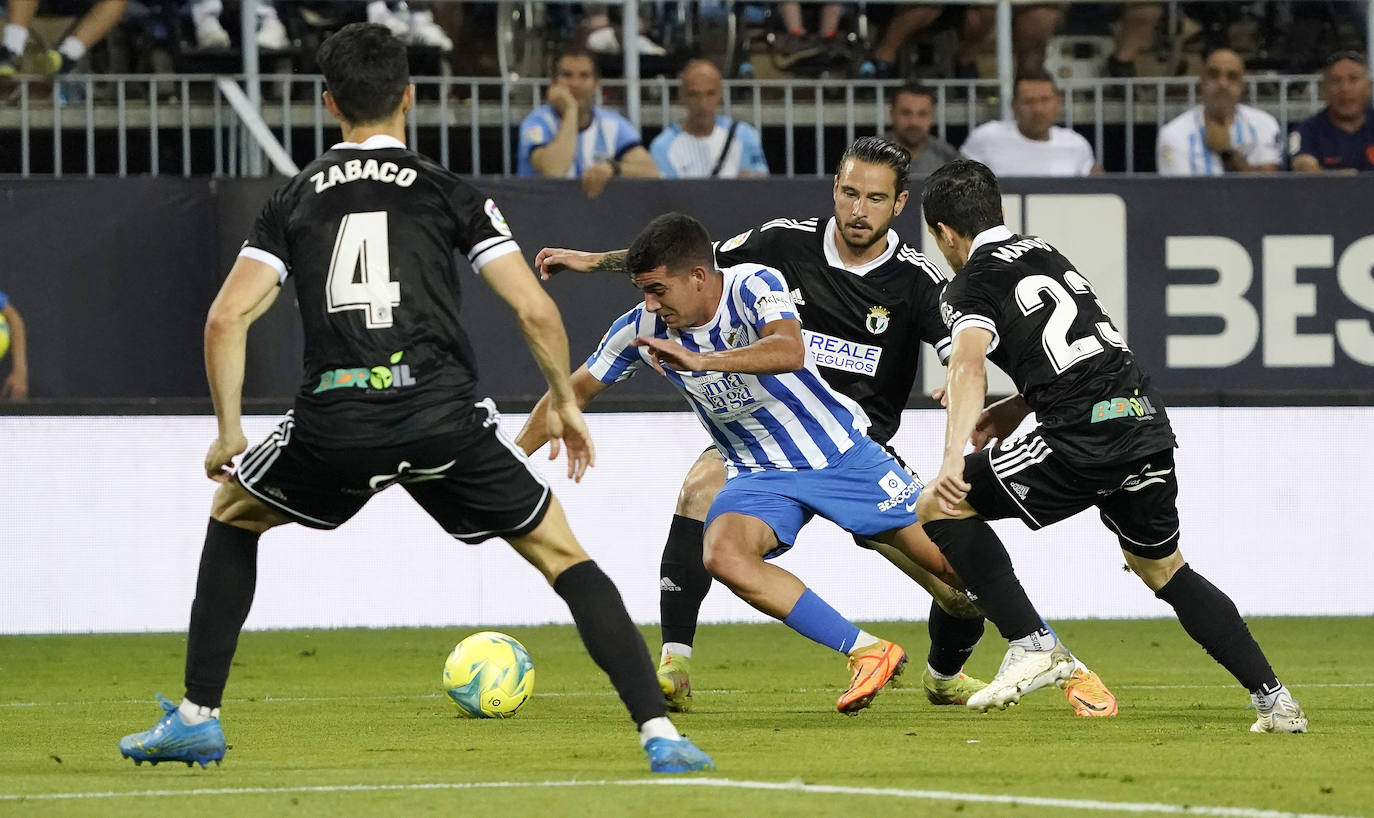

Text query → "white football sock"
[850,630,881,653]
[1009,627,1058,652]
[926,663,959,681]
[178,698,221,724]
[638,716,680,746]
[660,642,692,662]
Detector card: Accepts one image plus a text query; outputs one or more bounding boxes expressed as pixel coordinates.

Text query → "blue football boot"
[644,735,714,773]
[119,694,227,768]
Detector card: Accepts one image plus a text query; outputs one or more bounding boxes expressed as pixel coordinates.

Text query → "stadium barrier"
[2,406,1370,634]
[1,176,1371,406]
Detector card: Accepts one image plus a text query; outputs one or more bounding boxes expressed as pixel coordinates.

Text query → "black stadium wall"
[2,175,1372,409]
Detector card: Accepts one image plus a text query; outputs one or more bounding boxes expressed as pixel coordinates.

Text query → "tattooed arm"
[533,248,628,280]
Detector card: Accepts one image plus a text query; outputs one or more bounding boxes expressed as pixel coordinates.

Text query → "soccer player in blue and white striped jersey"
[518,212,959,714]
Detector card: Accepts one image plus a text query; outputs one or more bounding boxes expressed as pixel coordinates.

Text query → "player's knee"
[701,534,748,584]
[1122,543,1184,592]
[209,482,286,533]
[675,455,725,518]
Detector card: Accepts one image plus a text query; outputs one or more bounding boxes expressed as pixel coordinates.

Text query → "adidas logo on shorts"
[1010,481,1031,500]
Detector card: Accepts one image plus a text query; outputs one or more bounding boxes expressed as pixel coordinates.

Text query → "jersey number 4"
[1015,270,1127,374]
[327,211,401,329]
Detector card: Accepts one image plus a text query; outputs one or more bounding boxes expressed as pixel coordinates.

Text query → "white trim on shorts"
[444,398,552,541]
[235,411,340,529]
[984,434,1053,527]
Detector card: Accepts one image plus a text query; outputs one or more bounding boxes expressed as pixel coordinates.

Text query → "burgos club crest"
[865,306,891,335]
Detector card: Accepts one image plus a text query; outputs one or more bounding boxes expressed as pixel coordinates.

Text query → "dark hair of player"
[316,23,410,126]
[626,213,715,277]
[836,136,911,195]
[921,158,1003,238]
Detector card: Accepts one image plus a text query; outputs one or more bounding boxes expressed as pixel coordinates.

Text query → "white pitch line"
[3,683,1370,710]
[0,777,1358,818]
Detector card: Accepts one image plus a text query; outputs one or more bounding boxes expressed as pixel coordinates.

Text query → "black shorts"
[963,431,1180,559]
[235,399,551,544]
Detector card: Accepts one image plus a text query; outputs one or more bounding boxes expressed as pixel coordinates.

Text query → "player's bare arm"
[970,394,1032,450]
[631,318,804,377]
[617,146,660,179]
[535,248,628,280]
[928,327,993,516]
[480,252,596,481]
[1,301,29,400]
[530,85,581,178]
[203,257,282,482]
[515,366,609,467]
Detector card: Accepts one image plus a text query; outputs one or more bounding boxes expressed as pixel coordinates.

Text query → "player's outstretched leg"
[921,518,1074,711]
[657,450,726,713]
[511,497,714,772]
[703,513,906,715]
[121,510,268,767]
[1133,552,1307,733]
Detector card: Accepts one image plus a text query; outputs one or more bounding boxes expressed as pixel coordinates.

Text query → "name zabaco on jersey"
[311,158,418,193]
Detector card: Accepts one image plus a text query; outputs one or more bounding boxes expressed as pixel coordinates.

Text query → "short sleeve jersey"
[585,263,869,475]
[1156,104,1283,175]
[240,135,520,448]
[1289,107,1374,171]
[649,116,770,178]
[517,104,643,177]
[960,120,1096,177]
[939,226,1175,464]
[711,217,950,446]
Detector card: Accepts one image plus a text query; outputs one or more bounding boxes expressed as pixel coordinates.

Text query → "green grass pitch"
[1,617,1370,817]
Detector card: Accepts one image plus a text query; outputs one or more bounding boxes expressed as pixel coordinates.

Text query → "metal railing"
[0,72,1329,177]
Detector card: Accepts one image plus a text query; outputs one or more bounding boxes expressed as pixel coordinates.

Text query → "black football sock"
[923,518,1044,641]
[659,514,712,649]
[926,599,985,676]
[184,518,260,709]
[1154,563,1278,693]
[554,560,667,727]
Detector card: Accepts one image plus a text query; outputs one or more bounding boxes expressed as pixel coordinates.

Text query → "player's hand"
[1,370,28,401]
[931,386,948,407]
[544,401,595,482]
[631,335,703,375]
[205,430,249,483]
[929,456,971,517]
[548,84,577,118]
[970,394,1031,450]
[581,161,615,198]
[535,247,603,280]
[1203,120,1233,155]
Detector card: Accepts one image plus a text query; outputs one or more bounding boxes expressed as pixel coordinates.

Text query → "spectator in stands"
[887,83,958,175]
[1291,51,1374,173]
[1105,2,1163,79]
[0,0,127,76]
[0,289,29,401]
[1156,48,1280,175]
[862,6,986,79]
[582,4,667,56]
[187,0,290,50]
[518,45,659,197]
[774,1,844,69]
[960,70,1100,175]
[649,60,769,178]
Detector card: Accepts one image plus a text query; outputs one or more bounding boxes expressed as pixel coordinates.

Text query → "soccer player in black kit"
[916,158,1307,731]
[117,23,713,773]
[533,137,1117,718]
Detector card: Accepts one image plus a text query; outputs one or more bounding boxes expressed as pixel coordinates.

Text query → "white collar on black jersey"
[969,224,1015,256]
[330,134,407,151]
[822,217,900,276]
